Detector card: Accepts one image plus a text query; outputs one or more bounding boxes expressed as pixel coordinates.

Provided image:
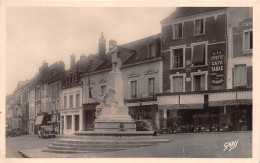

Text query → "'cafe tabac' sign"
[210,50,224,86]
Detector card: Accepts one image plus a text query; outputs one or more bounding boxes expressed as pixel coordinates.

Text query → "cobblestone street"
[6,132,252,158]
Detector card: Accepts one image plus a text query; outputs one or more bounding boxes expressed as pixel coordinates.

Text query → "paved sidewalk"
[17,132,252,158]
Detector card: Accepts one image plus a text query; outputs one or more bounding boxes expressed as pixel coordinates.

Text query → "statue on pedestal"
[110,41,121,72]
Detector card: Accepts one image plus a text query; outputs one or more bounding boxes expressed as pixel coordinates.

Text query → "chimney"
[58,60,65,72]
[80,54,87,61]
[70,54,76,69]
[39,60,48,74]
[109,39,117,52]
[99,32,106,56]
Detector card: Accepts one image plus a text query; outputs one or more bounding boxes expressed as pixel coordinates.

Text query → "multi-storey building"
[59,55,84,135]
[31,60,66,134]
[80,33,163,132]
[157,7,252,132]
[226,7,252,131]
[12,80,30,134]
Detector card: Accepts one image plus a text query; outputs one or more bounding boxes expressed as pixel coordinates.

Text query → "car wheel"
[53,135,55,138]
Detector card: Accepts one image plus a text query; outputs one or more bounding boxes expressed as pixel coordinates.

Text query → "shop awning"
[35,115,44,125]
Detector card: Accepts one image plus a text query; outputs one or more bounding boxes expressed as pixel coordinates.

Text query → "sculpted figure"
[110,41,121,71]
[95,88,118,118]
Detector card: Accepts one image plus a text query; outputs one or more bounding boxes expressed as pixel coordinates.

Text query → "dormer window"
[148,43,156,58]
[173,23,183,39]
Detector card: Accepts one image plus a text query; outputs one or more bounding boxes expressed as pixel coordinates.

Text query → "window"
[101,85,106,96]
[195,19,204,35]
[64,96,67,108]
[172,76,184,92]
[56,83,60,96]
[76,94,80,107]
[130,80,137,98]
[148,78,155,96]
[193,74,206,91]
[69,95,73,108]
[35,89,40,100]
[244,30,253,51]
[66,115,72,129]
[148,43,156,58]
[172,48,184,68]
[234,65,247,86]
[192,44,206,66]
[174,23,183,39]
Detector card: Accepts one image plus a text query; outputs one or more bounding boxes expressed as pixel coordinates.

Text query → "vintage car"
[38,125,56,138]
[135,120,161,135]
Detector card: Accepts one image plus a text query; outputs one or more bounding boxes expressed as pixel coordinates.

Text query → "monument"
[94,41,137,132]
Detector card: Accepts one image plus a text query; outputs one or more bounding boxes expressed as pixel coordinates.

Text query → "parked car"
[135,120,161,135]
[38,125,56,139]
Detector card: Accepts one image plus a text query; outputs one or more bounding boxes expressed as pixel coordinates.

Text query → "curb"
[17,150,30,158]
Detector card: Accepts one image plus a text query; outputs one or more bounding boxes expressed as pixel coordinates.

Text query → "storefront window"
[66,115,72,129]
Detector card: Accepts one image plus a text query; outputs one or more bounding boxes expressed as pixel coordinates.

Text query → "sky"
[6,7,175,95]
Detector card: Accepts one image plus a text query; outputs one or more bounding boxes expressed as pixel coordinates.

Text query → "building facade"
[157,7,252,132]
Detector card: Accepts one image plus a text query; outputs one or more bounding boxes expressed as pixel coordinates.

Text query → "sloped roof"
[161,7,227,24]
[74,34,162,76]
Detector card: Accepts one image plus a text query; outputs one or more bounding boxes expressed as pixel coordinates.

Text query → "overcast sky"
[6,7,175,95]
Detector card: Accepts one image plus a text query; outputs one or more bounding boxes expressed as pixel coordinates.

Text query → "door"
[61,116,64,135]
[75,115,79,131]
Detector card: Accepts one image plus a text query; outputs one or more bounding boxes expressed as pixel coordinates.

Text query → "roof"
[81,34,162,74]
[161,7,227,24]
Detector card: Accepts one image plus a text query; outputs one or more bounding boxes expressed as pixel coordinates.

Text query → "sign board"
[61,109,79,115]
[210,50,224,86]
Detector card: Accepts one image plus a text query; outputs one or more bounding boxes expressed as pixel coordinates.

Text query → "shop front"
[126,99,159,128]
[82,103,98,131]
[157,89,252,133]
[60,108,83,135]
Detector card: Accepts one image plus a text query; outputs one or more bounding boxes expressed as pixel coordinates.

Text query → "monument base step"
[42,136,170,154]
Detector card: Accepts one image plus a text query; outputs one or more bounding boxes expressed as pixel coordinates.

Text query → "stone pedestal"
[94,70,136,132]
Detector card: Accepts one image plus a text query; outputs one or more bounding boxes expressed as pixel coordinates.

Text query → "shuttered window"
[192,44,206,66]
[234,65,247,86]
[174,23,183,39]
[195,19,204,35]
[172,76,183,92]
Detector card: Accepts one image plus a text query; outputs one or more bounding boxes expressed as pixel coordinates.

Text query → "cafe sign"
[210,50,224,86]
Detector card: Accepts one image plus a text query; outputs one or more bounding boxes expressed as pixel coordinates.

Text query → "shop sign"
[61,109,79,115]
[158,104,203,110]
[210,50,224,86]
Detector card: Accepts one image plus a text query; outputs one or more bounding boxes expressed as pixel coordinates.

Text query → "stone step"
[44,145,130,153]
[42,147,94,154]
[52,142,152,148]
[56,139,168,145]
